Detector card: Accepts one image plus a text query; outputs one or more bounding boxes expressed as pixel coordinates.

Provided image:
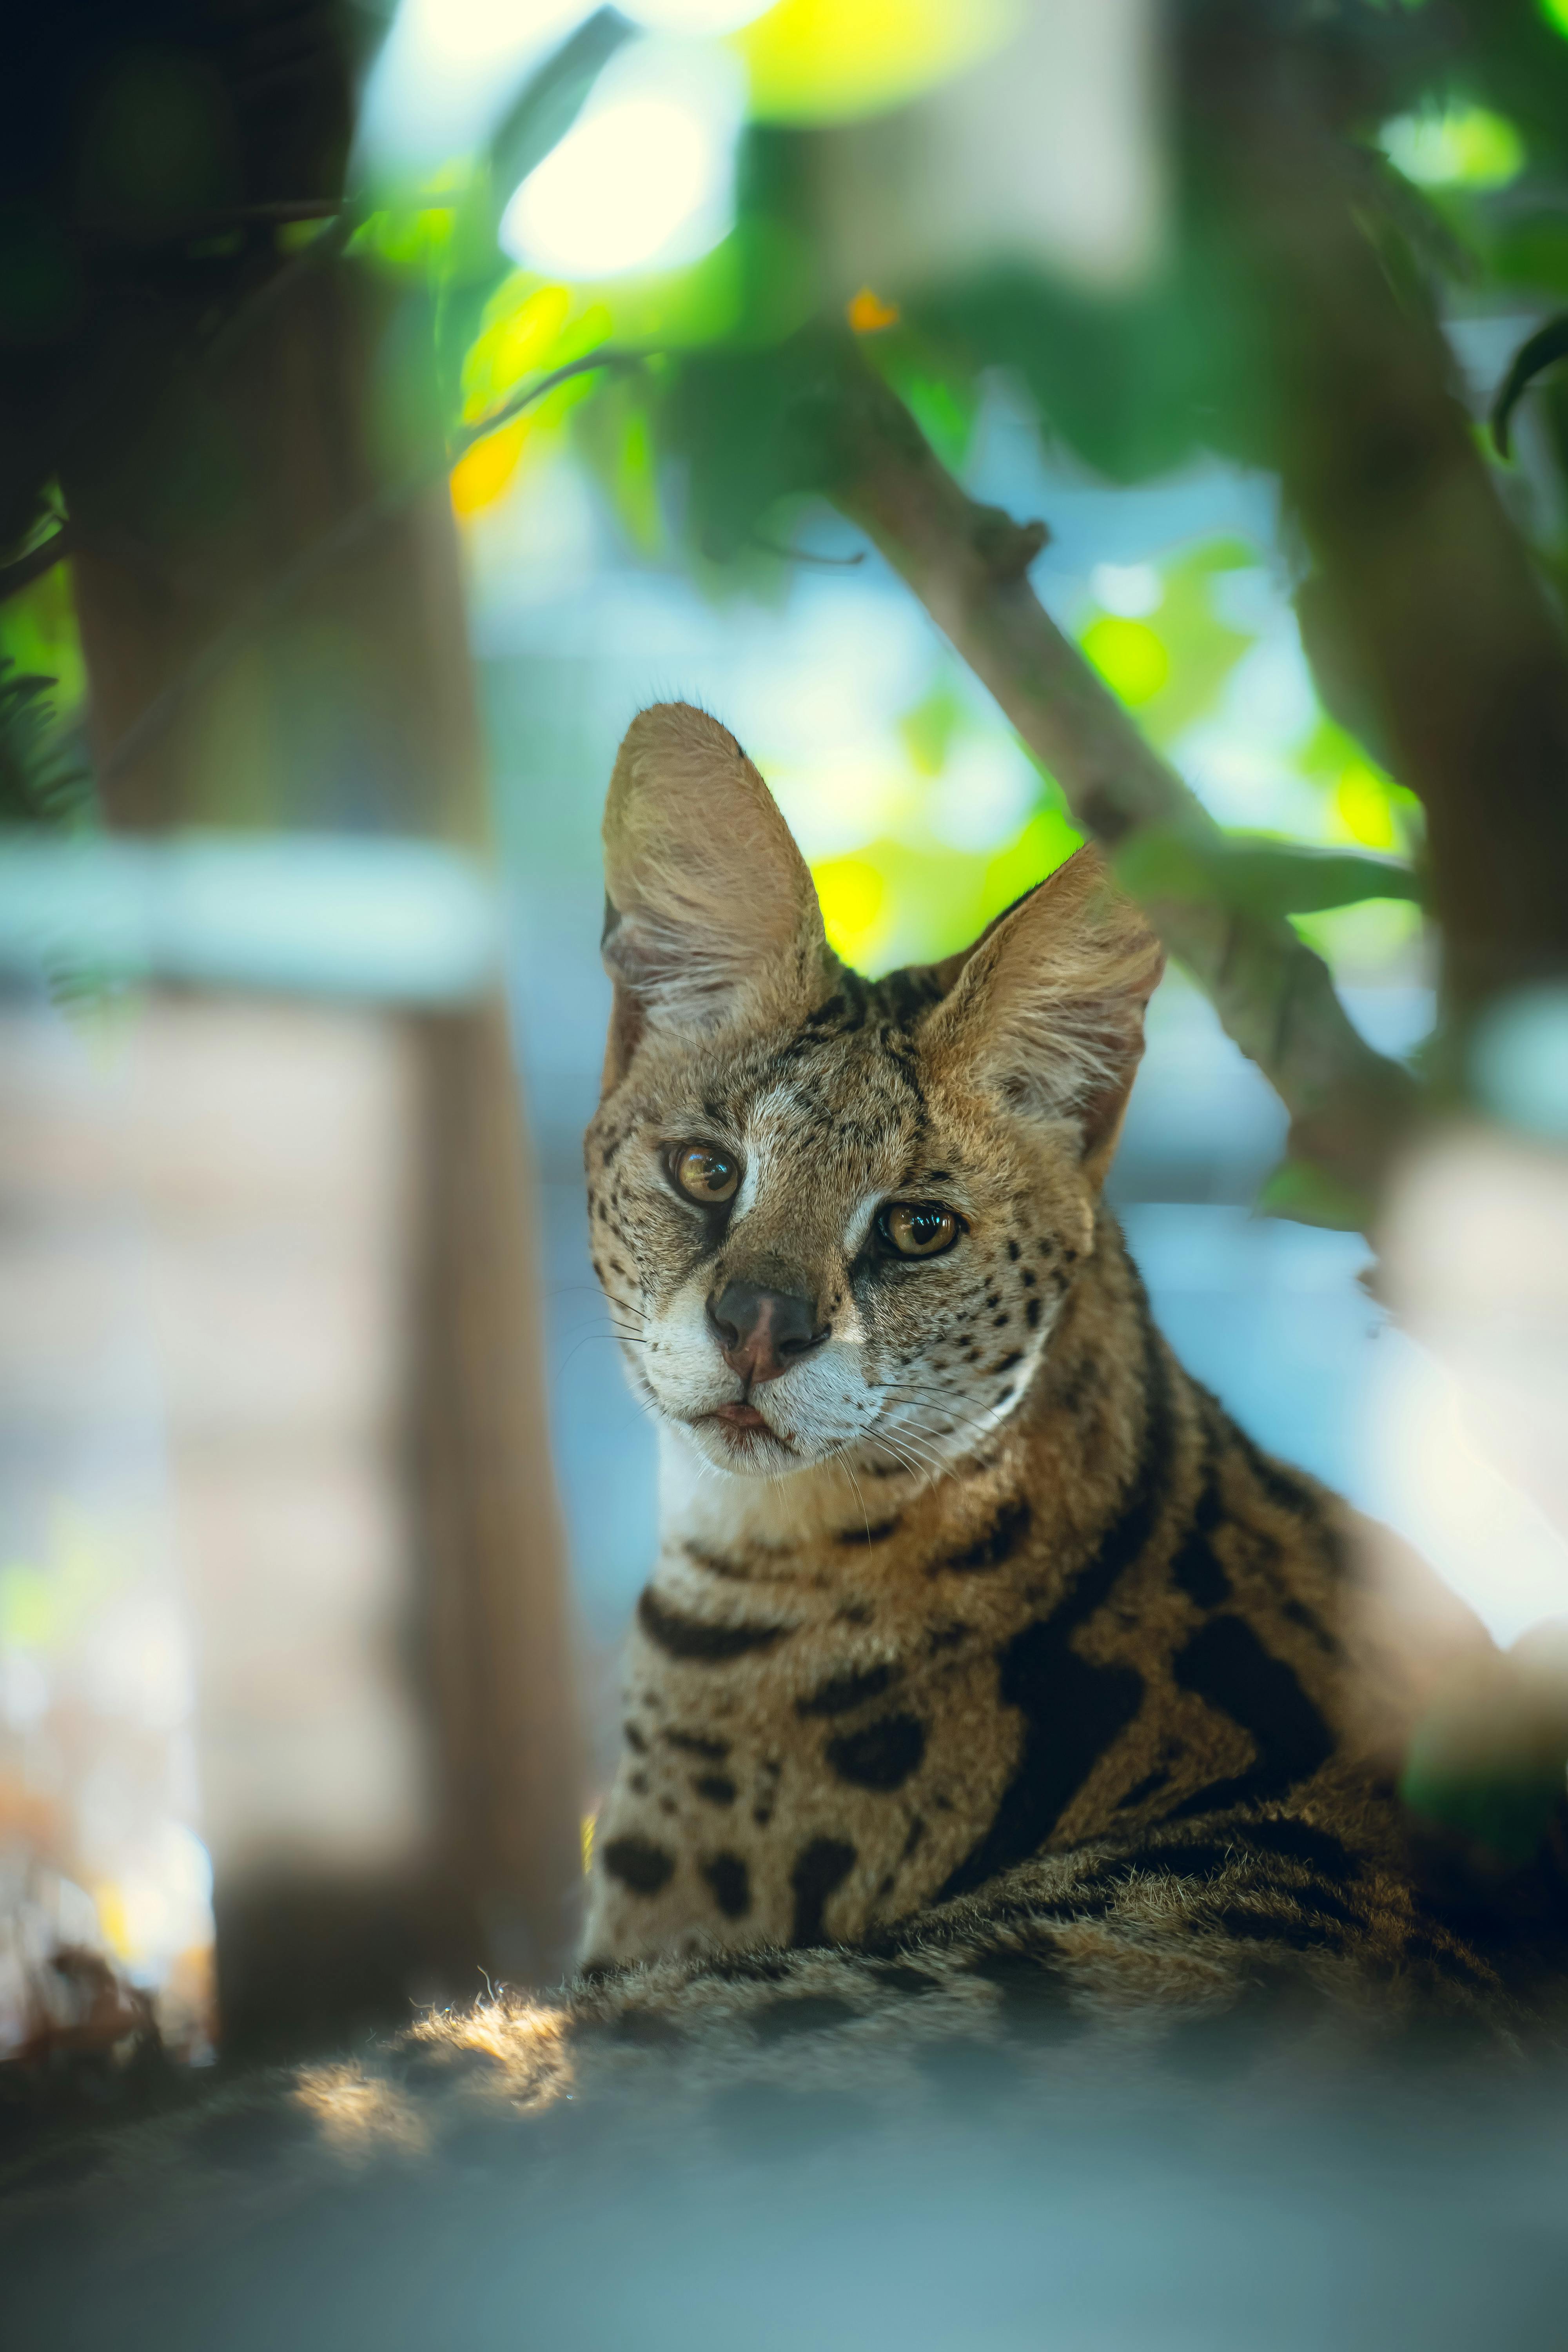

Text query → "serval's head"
[585,703,1162,1481]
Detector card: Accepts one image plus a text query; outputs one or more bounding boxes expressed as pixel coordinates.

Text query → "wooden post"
[57,259,583,2047]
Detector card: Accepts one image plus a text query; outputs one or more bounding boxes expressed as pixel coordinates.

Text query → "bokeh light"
[500,43,745,279]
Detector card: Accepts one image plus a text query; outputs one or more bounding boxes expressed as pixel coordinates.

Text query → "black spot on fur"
[937,1304,1174,1900]
[1170,1459,1229,1609]
[837,1519,900,1546]
[694,1773,737,1806]
[938,1497,1032,1575]
[1025,1297,1042,1329]
[682,1543,756,1582]
[638,1587,791,1662]
[798,1662,899,1717]
[1280,1595,1342,1656]
[623,1722,648,1754]
[602,1835,676,1895]
[1207,1903,1342,1951]
[1237,1816,1354,1876]
[754,1993,859,2041]
[1402,1931,1494,1987]
[825,1712,926,1791]
[1234,1428,1324,1525]
[1115,1765,1171,1811]
[789,1837,856,1945]
[1168,1615,1335,1817]
[663,1728,730,1760]
[701,1852,751,1918]
[969,1949,1084,2041]
[875,1963,940,1996]
[706,1955,791,1987]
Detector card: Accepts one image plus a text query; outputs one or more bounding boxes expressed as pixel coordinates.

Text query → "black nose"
[708,1281,824,1387]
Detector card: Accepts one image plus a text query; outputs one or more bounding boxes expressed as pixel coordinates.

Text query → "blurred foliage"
[361,0,1568,1015]
[0,653,91,831]
[8,0,1568,1108]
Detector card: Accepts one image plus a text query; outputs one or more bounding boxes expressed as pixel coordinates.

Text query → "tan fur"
[577,703,1516,2014]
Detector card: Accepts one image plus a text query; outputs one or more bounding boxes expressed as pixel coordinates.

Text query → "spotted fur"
[581,701,1512,2012]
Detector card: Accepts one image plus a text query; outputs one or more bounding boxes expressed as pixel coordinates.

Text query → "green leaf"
[1114,824,1422,920]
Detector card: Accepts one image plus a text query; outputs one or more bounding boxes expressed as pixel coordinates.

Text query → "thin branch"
[447,348,650,461]
[823,356,1417,1222]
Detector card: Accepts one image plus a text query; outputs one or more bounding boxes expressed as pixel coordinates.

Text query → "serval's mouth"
[702,1402,797,1454]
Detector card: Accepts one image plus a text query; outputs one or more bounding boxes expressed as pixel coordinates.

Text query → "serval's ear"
[600,703,828,1084]
[920,846,1163,1180]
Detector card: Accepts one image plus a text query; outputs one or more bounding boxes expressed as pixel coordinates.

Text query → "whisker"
[838,1454,875,1545]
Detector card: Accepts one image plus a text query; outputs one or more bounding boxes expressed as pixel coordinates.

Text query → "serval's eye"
[672,1144,740,1204]
[878,1202,962,1259]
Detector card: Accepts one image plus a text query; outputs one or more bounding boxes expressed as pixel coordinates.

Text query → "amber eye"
[672,1144,740,1204]
[878,1202,961,1259]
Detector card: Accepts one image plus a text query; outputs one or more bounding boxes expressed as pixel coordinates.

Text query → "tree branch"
[823,357,1417,1223]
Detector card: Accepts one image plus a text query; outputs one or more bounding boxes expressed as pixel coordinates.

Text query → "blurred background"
[4,0,1568,2088]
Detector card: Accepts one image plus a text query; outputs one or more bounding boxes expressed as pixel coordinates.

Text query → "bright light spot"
[1380,105,1524,191]
[769,748,911,859]
[1091,561,1162,619]
[94,1827,214,1970]
[1224,629,1318,751]
[813,857,887,964]
[1082,615,1169,706]
[501,41,744,279]
[1332,762,1399,851]
[359,0,593,176]
[410,1998,575,2110]
[296,2063,430,2160]
[623,0,775,28]
[1543,0,1568,40]
[736,0,1023,125]
[926,740,1037,853]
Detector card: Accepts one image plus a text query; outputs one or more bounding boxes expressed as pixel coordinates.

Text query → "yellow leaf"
[733,0,1022,125]
[1081,616,1170,708]
[450,419,529,516]
[813,855,888,963]
[848,286,900,334]
[1332,762,1399,851]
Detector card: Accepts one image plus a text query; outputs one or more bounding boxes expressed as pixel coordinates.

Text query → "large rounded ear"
[599,704,829,1086]
[920,846,1164,1181]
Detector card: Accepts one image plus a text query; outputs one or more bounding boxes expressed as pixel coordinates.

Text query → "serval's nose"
[708,1281,824,1386]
